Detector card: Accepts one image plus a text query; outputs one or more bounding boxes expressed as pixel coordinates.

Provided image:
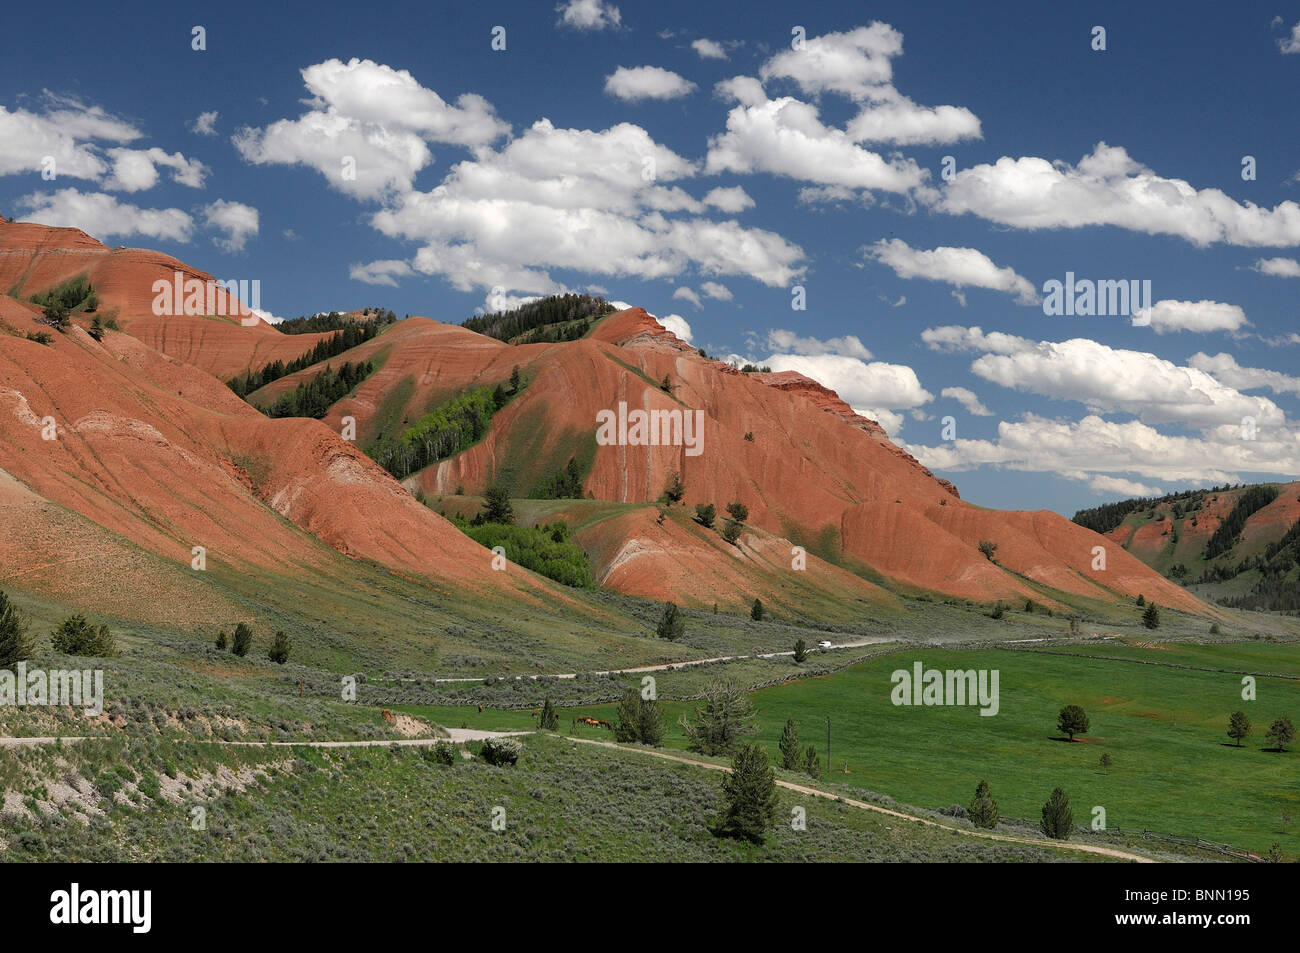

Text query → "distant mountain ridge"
[1077,482,1300,612]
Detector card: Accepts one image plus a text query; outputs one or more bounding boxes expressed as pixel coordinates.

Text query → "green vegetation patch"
[458,520,593,588]
[370,384,514,479]
[462,293,613,342]
[260,360,374,419]
[227,318,389,398]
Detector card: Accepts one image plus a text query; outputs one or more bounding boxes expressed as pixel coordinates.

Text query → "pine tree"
[214,630,227,651]
[637,696,664,746]
[694,503,716,528]
[0,590,34,670]
[680,680,759,755]
[656,602,685,641]
[232,622,253,658]
[968,780,999,829]
[267,630,291,664]
[792,638,808,663]
[662,472,685,504]
[750,598,764,621]
[803,744,821,779]
[481,485,514,524]
[613,690,663,744]
[43,303,69,331]
[1040,787,1073,839]
[1142,602,1161,629]
[538,696,558,731]
[715,744,778,844]
[509,365,521,393]
[614,690,642,743]
[778,718,801,770]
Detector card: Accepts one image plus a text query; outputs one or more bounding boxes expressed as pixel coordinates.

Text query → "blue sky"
[4,0,1300,515]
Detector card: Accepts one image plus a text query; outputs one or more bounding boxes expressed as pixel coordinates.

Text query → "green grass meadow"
[402,641,1300,855]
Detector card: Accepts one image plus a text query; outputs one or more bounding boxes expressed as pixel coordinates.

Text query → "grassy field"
[401,641,1300,855]
[0,734,1111,862]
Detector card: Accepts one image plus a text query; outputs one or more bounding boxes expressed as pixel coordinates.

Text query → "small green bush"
[50,615,116,657]
[267,630,291,664]
[479,737,521,767]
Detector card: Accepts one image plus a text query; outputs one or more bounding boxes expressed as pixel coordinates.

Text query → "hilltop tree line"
[461,293,614,342]
[262,360,374,419]
[227,318,388,398]
[513,319,593,345]
[1071,484,1256,536]
[1074,482,1300,613]
[274,308,396,335]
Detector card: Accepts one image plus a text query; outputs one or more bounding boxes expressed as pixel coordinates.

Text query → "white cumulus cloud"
[605,66,697,101]
[19,187,194,243]
[203,199,259,252]
[702,185,754,213]
[923,324,1283,429]
[691,39,728,60]
[655,312,693,342]
[350,259,415,287]
[867,238,1038,305]
[189,111,219,136]
[1133,299,1247,335]
[935,142,1300,248]
[233,58,509,200]
[556,0,621,31]
[1253,257,1300,277]
[706,89,927,194]
[941,386,992,416]
[672,286,702,308]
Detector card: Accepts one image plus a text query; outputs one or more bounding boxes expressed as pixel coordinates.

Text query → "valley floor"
[3,630,1296,862]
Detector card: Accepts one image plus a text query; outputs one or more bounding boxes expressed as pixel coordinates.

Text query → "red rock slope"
[396,307,1208,614]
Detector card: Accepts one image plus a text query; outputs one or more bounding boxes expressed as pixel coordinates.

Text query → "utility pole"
[826,716,830,774]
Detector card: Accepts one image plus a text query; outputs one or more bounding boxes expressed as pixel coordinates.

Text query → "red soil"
[415,307,1204,613]
[0,290,561,611]
[0,223,1211,617]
